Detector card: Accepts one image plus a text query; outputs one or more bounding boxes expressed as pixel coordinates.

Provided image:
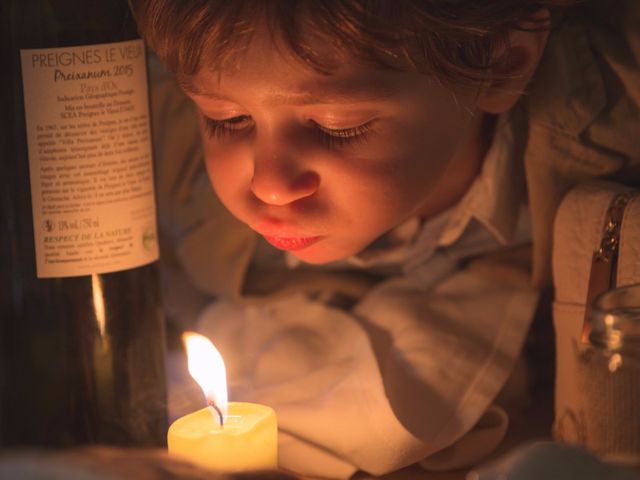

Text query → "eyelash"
[201,115,373,148]
[314,122,372,148]
[203,115,254,140]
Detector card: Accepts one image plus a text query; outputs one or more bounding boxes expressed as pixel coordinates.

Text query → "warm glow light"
[91,273,106,339]
[183,331,228,415]
[169,332,278,471]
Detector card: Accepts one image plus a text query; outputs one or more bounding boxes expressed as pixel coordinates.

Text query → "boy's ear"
[477,9,550,114]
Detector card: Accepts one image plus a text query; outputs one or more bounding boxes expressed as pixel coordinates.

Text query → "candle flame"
[183,332,228,415]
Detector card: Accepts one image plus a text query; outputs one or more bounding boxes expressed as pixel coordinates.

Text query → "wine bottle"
[0,0,168,447]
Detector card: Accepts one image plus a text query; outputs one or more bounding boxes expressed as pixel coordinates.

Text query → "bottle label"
[20,39,159,278]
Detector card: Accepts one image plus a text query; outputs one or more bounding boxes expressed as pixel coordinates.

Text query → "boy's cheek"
[202,155,254,215]
[202,139,252,173]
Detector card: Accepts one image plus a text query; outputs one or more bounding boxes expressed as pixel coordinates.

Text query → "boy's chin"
[288,250,342,265]
[286,244,355,266]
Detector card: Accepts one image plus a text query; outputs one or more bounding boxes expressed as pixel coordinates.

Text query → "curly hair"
[130,0,578,86]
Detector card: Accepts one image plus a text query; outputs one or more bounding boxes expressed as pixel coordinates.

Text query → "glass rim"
[589,283,640,351]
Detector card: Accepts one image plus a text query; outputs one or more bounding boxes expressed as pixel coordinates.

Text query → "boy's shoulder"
[528,0,640,148]
[527,1,640,162]
[523,1,640,285]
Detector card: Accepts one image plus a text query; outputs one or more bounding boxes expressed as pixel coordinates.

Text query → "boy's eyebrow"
[271,86,397,105]
[183,82,397,106]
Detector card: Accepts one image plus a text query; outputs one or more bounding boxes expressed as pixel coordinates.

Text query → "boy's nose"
[250,153,320,206]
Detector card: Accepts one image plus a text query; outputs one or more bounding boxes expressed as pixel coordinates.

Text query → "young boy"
[132,1,640,477]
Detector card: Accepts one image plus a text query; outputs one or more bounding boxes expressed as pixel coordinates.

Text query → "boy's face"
[184,28,486,264]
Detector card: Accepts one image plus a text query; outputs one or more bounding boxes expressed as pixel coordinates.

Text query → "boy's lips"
[253,218,324,251]
[262,235,323,251]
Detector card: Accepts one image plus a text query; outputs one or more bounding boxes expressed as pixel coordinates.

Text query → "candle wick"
[208,400,224,427]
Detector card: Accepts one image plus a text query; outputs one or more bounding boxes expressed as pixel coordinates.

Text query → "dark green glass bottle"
[0,0,168,447]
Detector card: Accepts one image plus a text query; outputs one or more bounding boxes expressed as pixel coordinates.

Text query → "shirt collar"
[438,107,527,248]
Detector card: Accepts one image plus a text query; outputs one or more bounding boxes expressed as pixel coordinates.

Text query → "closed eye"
[202,115,255,139]
[312,120,374,148]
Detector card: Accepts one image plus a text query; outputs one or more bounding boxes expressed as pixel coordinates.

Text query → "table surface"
[0,392,553,480]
